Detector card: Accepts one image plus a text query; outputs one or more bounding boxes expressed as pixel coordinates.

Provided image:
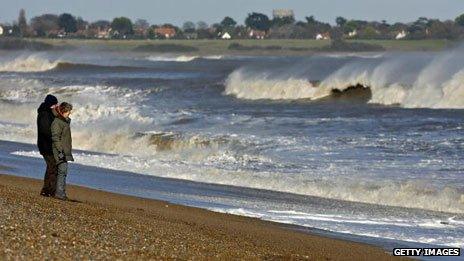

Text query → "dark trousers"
[40,154,57,196]
[55,162,68,199]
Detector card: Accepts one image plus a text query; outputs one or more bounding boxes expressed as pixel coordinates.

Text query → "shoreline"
[1,38,453,56]
[0,173,401,259]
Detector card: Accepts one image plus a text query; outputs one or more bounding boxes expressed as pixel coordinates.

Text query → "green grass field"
[32,38,453,55]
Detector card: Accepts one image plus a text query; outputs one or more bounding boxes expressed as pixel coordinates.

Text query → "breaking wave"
[2,78,464,214]
[1,50,463,216]
[13,149,464,214]
[0,77,157,155]
[225,49,464,109]
[0,54,60,72]
[0,55,151,73]
[146,55,224,62]
[0,77,256,163]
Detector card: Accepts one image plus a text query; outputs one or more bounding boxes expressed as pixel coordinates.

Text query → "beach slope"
[0,174,399,260]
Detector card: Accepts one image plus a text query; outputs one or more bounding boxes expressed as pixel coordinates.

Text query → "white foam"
[224,50,464,109]
[224,69,323,100]
[319,52,384,59]
[146,55,225,62]
[146,55,198,62]
[209,207,464,247]
[0,54,59,72]
[11,149,464,214]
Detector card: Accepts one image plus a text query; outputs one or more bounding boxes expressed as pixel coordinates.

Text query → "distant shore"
[4,38,454,56]
[0,174,401,260]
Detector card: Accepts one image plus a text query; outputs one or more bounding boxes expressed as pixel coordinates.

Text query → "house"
[395,30,407,40]
[1,25,13,36]
[155,27,176,38]
[47,29,66,38]
[316,32,330,40]
[347,30,357,38]
[0,25,3,36]
[184,32,198,39]
[97,28,111,39]
[134,27,148,37]
[249,29,266,39]
[272,9,295,19]
[221,32,231,40]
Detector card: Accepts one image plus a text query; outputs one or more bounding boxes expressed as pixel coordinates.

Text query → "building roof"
[273,9,295,19]
[155,27,176,36]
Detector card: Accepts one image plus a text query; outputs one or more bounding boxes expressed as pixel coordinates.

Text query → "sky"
[1,0,463,26]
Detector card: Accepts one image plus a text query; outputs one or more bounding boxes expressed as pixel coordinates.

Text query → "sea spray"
[224,50,464,109]
[0,54,60,72]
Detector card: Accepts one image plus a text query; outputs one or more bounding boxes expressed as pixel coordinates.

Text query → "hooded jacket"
[37,103,58,155]
[51,114,74,164]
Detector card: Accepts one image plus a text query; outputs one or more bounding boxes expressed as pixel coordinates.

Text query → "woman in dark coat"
[51,102,74,200]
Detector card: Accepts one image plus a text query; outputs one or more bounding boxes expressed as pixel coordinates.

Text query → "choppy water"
[0,48,463,247]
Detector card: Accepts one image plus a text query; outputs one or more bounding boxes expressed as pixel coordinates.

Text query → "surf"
[224,48,464,109]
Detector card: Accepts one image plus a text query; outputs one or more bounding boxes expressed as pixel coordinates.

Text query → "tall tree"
[111,17,133,35]
[336,16,347,27]
[76,17,88,31]
[30,14,59,36]
[182,21,196,33]
[90,20,111,29]
[220,16,237,29]
[18,9,28,37]
[272,16,295,27]
[455,13,464,27]
[196,21,208,30]
[305,16,317,25]
[134,19,149,30]
[58,13,77,33]
[245,12,271,31]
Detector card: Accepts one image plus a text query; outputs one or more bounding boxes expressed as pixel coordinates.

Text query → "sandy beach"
[0,174,401,260]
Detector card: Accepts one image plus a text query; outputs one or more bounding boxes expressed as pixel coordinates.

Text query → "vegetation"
[111,17,133,37]
[58,13,77,33]
[30,38,450,55]
[133,43,199,52]
[2,9,464,42]
[0,38,54,50]
[245,12,272,32]
[318,40,385,52]
[228,42,282,51]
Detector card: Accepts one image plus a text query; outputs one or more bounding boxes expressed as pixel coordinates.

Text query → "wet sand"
[0,174,402,260]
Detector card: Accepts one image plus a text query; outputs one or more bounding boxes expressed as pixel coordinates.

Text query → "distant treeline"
[2,9,464,40]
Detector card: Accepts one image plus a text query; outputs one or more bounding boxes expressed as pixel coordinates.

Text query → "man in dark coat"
[37,94,58,196]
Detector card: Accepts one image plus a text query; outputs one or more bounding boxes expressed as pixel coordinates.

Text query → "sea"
[0,47,463,249]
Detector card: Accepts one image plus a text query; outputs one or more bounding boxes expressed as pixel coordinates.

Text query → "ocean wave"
[0,54,151,73]
[0,77,157,156]
[0,54,60,72]
[146,55,198,62]
[146,55,224,62]
[12,149,464,214]
[318,52,385,59]
[224,69,321,100]
[224,50,464,109]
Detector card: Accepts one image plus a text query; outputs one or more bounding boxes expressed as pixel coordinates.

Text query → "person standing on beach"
[51,102,74,200]
[37,95,59,197]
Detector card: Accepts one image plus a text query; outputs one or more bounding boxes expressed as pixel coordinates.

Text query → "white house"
[221,32,231,40]
[348,30,357,38]
[315,33,330,40]
[249,29,266,39]
[0,25,3,36]
[395,30,407,40]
